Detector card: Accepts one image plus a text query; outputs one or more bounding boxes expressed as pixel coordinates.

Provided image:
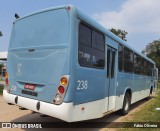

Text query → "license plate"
[24,84,36,90]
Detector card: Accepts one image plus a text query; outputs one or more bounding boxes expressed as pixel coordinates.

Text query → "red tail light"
[53,75,69,105]
[58,86,65,94]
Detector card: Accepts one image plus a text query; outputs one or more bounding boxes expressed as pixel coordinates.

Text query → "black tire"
[118,93,131,115]
[146,87,153,100]
[150,87,153,95]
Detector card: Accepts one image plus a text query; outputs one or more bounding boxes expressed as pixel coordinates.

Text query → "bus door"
[106,46,117,112]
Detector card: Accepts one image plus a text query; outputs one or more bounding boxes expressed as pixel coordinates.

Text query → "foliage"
[0,31,2,37]
[0,85,4,94]
[0,64,4,74]
[0,64,4,68]
[110,28,128,41]
[142,39,160,75]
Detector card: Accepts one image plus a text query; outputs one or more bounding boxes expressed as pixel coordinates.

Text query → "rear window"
[10,9,69,49]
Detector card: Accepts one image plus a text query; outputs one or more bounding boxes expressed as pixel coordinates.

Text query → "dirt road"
[0,95,152,131]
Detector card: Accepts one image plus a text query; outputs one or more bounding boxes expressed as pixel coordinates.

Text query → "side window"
[118,44,123,72]
[143,60,147,75]
[141,58,147,75]
[134,53,141,74]
[134,54,153,76]
[150,63,154,76]
[151,63,154,77]
[78,23,105,69]
[79,24,92,67]
[92,49,105,68]
[79,24,91,46]
[124,47,133,73]
[146,61,151,76]
[79,45,92,67]
[92,30,104,51]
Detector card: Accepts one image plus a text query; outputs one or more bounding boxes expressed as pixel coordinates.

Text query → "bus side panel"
[132,75,151,103]
[115,72,134,110]
[74,67,106,105]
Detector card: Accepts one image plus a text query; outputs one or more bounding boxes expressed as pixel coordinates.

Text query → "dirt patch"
[0,96,32,122]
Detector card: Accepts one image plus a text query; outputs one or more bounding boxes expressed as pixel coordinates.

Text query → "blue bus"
[3,5,158,122]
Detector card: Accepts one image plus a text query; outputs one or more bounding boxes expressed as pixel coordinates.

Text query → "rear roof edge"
[14,5,75,23]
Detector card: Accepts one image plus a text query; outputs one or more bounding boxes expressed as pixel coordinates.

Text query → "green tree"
[142,39,160,75]
[0,31,2,37]
[0,64,4,76]
[0,64,4,68]
[110,28,128,41]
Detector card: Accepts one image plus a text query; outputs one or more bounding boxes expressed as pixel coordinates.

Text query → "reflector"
[55,94,61,102]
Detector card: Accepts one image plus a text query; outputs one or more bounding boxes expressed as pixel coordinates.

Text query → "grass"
[127,83,160,122]
[158,82,160,88]
[128,89,160,122]
[117,83,160,131]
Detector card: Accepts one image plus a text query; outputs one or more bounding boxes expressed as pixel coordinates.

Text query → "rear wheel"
[119,93,131,115]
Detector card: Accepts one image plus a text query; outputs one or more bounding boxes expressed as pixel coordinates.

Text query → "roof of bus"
[14,5,70,23]
[13,5,155,65]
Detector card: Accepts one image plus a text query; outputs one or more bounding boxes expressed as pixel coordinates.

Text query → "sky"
[0,0,160,53]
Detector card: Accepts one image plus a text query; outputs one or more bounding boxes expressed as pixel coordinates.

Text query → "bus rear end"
[3,6,74,122]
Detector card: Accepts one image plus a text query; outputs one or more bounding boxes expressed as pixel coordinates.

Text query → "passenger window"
[78,23,105,69]
[78,45,92,67]
[134,53,141,74]
[92,30,104,51]
[79,24,91,46]
[118,44,123,72]
[92,49,104,68]
[124,47,133,73]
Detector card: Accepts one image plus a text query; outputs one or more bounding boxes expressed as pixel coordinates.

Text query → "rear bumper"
[3,89,74,122]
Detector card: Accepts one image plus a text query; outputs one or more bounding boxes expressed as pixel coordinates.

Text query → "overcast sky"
[0,0,160,52]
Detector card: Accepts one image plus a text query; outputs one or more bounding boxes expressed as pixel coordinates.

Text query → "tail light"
[58,86,65,94]
[53,75,69,105]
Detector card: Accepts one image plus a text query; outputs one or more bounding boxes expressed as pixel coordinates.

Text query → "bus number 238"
[77,80,88,90]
